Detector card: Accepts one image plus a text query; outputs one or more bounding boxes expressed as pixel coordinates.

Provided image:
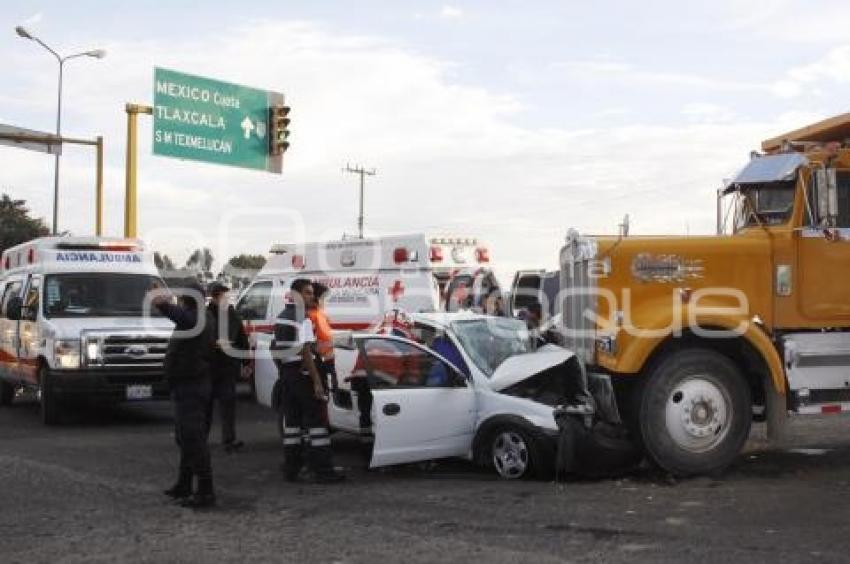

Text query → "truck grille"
[559,230,598,366]
[83,330,171,369]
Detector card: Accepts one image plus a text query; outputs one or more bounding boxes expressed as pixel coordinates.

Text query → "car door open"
[354,335,476,468]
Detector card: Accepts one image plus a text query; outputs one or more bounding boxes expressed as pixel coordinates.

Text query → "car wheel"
[639,348,751,477]
[38,365,61,426]
[489,426,537,480]
[0,381,14,406]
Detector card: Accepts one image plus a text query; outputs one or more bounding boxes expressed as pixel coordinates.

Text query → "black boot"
[164,469,192,499]
[181,476,216,508]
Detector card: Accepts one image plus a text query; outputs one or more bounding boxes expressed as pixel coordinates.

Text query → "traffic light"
[269,105,291,156]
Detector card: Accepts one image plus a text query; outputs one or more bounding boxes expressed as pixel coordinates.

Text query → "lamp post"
[15,26,106,235]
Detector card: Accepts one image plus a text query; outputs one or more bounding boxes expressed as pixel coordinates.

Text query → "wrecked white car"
[256,311,629,479]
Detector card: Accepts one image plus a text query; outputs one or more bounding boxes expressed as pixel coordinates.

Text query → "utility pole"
[343,163,376,238]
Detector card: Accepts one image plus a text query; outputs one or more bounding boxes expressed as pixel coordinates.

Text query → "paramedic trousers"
[206,371,237,445]
[280,364,335,478]
[171,379,213,484]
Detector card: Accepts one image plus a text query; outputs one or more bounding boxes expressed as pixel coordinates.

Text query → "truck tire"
[639,348,751,477]
[0,381,14,406]
[38,365,61,426]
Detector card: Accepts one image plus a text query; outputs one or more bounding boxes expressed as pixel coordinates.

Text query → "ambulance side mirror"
[333,330,355,350]
[6,297,22,321]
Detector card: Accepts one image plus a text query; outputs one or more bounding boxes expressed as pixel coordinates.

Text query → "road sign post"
[152,67,284,173]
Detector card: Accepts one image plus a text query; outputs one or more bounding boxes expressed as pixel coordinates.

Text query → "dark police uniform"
[156,299,215,504]
[272,302,338,481]
[207,300,249,447]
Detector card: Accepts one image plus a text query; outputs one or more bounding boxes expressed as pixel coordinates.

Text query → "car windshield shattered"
[44,273,162,318]
[451,317,532,377]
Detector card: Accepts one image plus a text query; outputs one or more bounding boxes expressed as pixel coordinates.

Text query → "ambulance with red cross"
[236,234,501,399]
[0,237,173,424]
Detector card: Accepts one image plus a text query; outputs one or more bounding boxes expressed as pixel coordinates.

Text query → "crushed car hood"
[488,345,576,391]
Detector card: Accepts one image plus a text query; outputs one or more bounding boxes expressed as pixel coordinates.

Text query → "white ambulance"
[235,234,501,398]
[0,237,173,424]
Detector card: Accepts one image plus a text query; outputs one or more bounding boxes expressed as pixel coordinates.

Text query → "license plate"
[126,385,153,401]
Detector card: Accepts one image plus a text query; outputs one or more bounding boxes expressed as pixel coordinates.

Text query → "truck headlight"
[54,339,81,369]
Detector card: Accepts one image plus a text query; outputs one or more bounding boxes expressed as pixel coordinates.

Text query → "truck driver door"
[798,169,850,322]
[354,335,476,468]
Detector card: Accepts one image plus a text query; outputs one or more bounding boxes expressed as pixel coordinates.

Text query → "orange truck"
[558,113,850,476]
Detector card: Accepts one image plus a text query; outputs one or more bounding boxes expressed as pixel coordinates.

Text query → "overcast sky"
[3,1,850,282]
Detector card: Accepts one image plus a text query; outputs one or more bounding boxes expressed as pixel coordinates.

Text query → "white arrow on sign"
[240,116,255,140]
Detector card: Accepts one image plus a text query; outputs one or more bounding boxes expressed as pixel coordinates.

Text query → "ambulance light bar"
[269,244,290,255]
[429,237,478,246]
[55,241,138,251]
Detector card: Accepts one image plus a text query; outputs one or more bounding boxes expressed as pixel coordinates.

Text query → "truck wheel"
[0,381,14,406]
[639,348,751,477]
[488,426,540,480]
[38,366,61,426]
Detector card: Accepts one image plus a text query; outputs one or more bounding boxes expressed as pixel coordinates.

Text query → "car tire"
[639,348,751,477]
[487,425,542,480]
[0,381,14,406]
[38,365,61,426]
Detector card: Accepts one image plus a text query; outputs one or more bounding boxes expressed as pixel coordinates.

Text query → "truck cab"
[0,237,173,424]
[559,113,850,476]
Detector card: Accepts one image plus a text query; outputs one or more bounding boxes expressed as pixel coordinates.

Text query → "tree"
[227,254,266,270]
[153,251,175,272]
[0,194,49,255]
[185,247,214,272]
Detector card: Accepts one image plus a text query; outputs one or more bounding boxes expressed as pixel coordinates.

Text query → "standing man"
[207,282,249,453]
[272,279,345,483]
[151,281,216,508]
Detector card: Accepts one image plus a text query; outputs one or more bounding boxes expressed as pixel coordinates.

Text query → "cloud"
[22,11,42,25]
[0,19,800,283]
[439,5,464,19]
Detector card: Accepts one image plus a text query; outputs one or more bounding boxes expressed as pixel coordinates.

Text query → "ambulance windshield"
[451,318,532,377]
[44,273,163,318]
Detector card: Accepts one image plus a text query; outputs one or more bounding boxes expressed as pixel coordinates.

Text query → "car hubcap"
[492,431,529,479]
[664,376,731,453]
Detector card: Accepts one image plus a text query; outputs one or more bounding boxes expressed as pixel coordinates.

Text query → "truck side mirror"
[815,168,839,227]
[6,296,22,321]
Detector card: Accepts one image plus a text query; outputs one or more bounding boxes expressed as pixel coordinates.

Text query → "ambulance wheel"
[38,366,61,426]
[487,425,542,480]
[0,381,14,406]
[639,348,751,477]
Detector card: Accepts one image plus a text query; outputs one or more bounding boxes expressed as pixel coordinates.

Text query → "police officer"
[206,282,249,452]
[152,281,217,508]
[272,279,344,483]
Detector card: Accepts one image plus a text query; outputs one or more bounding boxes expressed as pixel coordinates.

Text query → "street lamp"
[15,26,106,235]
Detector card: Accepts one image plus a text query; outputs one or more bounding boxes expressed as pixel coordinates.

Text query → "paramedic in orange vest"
[308,283,337,394]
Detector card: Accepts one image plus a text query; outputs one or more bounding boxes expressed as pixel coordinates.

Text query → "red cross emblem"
[389,280,405,303]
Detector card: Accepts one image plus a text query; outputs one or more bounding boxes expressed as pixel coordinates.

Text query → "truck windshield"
[734,180,796,230]
[44,273,163,318]
[451,318,532,377]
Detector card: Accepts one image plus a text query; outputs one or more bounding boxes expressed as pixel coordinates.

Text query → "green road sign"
[153,67,284,173]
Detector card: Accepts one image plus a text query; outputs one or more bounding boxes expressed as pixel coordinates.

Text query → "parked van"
[0,237,173,424]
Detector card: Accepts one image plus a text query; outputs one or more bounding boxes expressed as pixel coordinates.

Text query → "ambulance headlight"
[85,339,102,365]
[54,339,81,369]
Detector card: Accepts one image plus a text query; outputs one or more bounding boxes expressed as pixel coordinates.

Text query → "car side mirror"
[451,368,468,387]
[6,297,22,321]
[333,330,355,350]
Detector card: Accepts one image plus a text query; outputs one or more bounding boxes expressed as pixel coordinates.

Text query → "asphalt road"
[2,394,850,564]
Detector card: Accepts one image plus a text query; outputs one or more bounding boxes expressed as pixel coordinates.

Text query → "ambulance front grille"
[102,335,168,367]
[559,232,598,366]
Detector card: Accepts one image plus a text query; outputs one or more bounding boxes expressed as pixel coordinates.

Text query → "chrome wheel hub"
[492,431,529,479]
[664,376,731,453]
